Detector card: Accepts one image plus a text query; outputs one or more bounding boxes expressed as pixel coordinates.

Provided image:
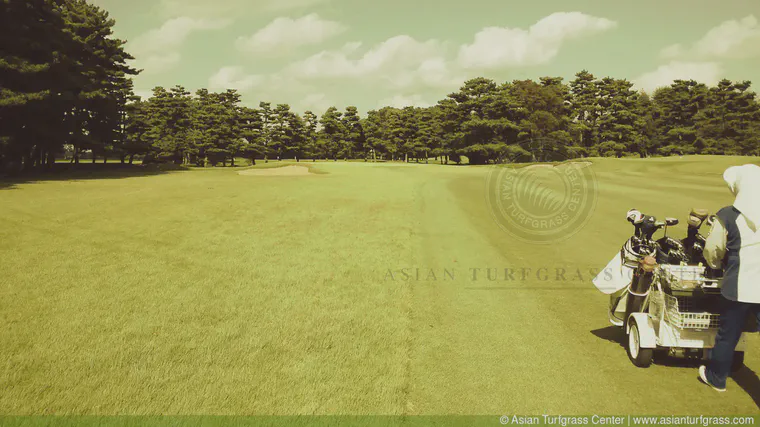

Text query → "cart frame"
[621,264,749,368]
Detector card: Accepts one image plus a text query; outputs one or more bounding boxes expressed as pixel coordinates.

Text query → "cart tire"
[627,321,654,368]
[732,352,745,373]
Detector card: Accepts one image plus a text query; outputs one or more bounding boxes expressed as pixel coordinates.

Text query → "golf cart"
[593,209,753,369]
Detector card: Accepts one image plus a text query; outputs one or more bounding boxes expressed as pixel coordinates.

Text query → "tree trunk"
[231,157,235,167]
[404,153,408,163]
[30,146,40,168]
[22,149,31,171]
[103,156,107,164]
[129,154,134,164]
[74,147,80,165]
[92,154,96,164]
[47,151,55,168]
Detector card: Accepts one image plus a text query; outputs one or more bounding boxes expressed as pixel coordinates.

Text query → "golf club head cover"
[627,209,644,224]
[687,208,709,228]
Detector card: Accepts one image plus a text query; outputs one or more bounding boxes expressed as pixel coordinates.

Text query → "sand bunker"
[238,165,314,176]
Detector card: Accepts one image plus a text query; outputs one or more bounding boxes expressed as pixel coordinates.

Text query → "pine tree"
[341,106,363,160]
[568,70,600,153]
[319,107,344,161]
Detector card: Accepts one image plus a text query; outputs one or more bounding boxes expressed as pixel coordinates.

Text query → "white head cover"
[723,164,760,230]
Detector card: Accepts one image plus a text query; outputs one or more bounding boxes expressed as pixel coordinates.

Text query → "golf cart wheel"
[627,321,654,368]
[732,352,745,373]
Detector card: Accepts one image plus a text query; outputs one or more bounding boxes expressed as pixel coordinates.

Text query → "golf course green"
[1,155,759,415]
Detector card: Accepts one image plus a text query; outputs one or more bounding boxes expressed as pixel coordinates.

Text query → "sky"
[89,0,760,114]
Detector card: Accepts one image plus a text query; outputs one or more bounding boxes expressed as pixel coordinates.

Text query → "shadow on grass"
[0,163,188,190]
[733,366,760,409]
[674,361,760,408]
[591,326,760,407]
[590,326,626,349]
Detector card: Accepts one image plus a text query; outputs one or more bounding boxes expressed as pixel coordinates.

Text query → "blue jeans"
[705,297,760,388]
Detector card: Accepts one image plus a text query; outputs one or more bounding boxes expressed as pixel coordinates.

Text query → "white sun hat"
[723,164,760,230]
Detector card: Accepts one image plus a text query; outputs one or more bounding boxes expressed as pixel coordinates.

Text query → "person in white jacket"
[699,164,760,392]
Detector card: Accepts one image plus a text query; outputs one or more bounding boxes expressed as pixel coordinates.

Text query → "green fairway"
[1,156,759,415]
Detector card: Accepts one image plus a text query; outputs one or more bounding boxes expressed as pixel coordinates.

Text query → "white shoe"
[699,366,726,392]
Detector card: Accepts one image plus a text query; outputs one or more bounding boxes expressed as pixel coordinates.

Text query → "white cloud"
[130,17,230,55]
[285,35,460,91]
[296,93,333,114]
[633,61,724,92]
[377,94,433,109]
[659,44,684,59]
[236,14,347,54]
[339,41,363,55]
[414,58,466,89]
[209,67,264,91]
[288,35,444,78]
[128,17,230,73]
[131,53,181,74]
[660,15,760,60]
[457,12,617,69]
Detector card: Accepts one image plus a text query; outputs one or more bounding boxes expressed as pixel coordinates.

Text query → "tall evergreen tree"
[652,80,709,155]
[302,110,320,161]
[341,106,363,160]
[319,107,344,161]
[568,70,600,153]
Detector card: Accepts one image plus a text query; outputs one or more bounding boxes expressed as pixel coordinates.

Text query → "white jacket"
[704,164,760,304]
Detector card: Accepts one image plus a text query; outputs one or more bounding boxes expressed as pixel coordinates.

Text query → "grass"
[1,156,759,415]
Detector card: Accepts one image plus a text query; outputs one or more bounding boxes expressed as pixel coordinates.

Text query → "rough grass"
[1,156,759,415]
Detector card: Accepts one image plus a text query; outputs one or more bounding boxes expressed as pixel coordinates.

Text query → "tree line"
[115,74,760,166]
[2,0,760,174]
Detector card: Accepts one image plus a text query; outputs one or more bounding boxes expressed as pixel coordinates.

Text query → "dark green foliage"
[119,75,760,165]
[0,0,138,173]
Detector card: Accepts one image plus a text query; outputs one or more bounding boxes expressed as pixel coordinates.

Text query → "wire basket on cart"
[662,293,720,329]
[650,264,722,331]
